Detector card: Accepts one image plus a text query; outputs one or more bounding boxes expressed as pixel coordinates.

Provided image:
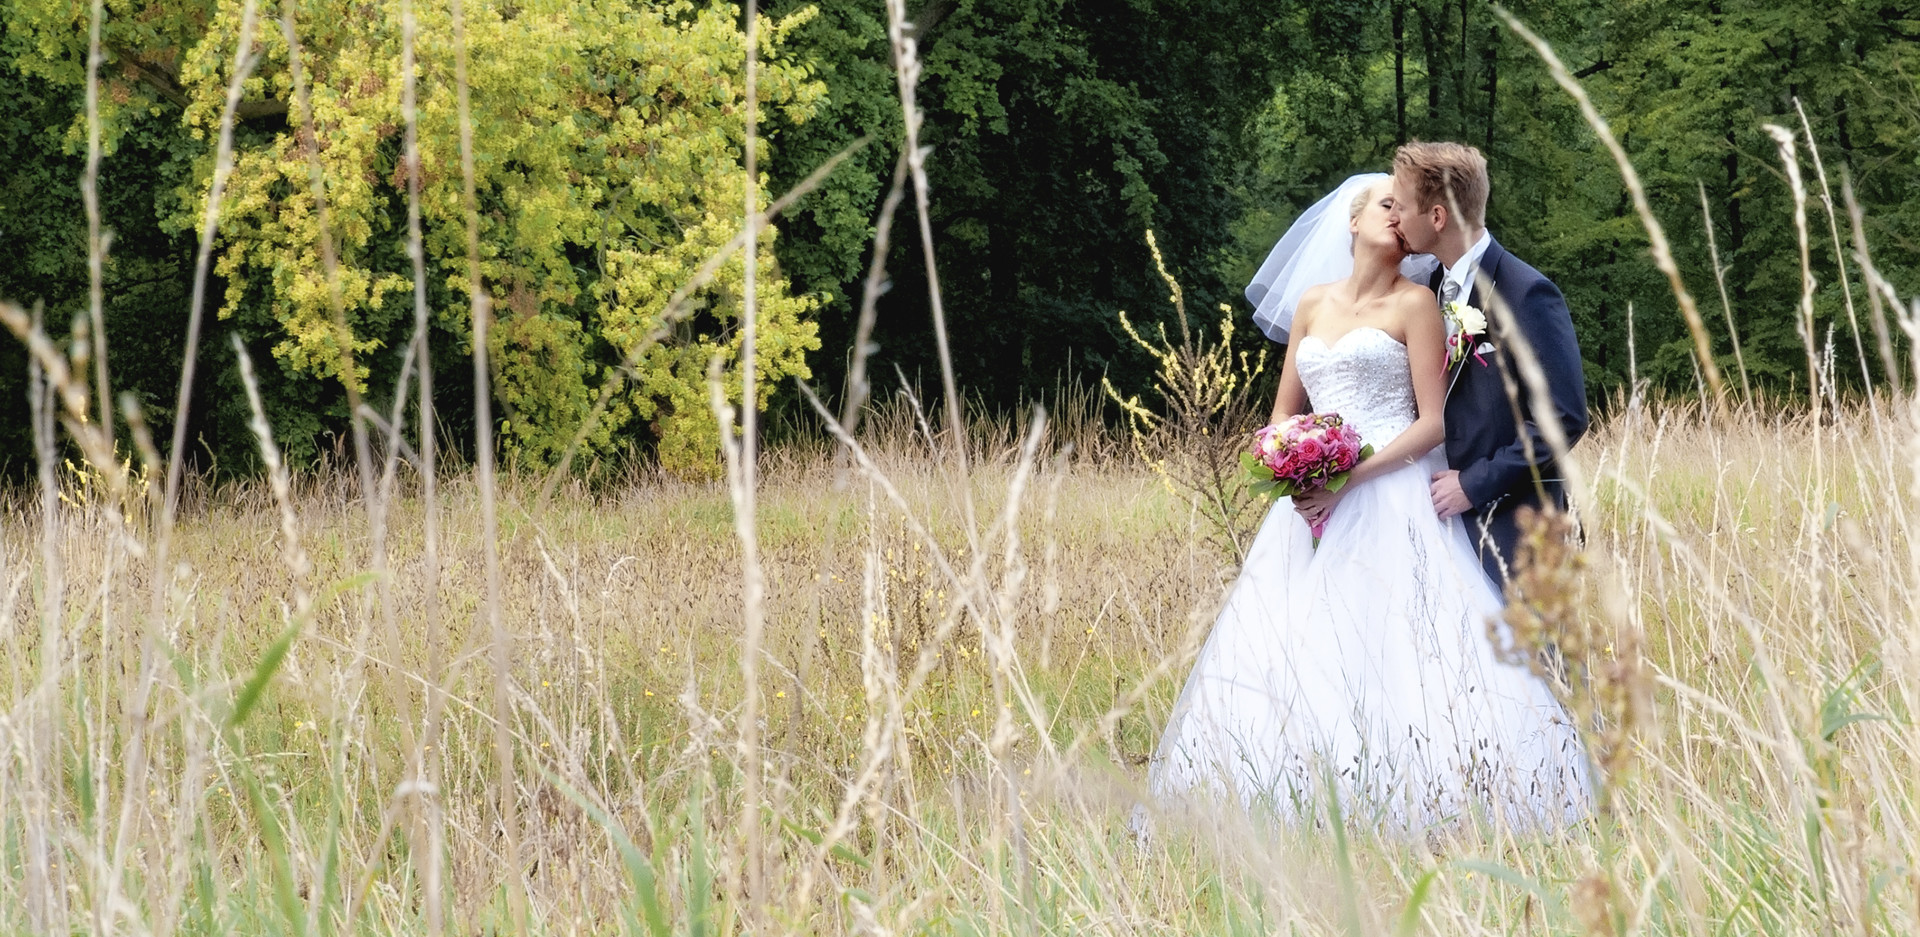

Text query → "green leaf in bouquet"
[1359,443,1375,459]
[1241,451,1276,481]
[1324,473,1351,493]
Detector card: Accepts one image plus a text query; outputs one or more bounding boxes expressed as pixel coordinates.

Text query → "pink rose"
[1283,451,1313,481]
[1296,436,1325,463]
[1255,426,1281,457]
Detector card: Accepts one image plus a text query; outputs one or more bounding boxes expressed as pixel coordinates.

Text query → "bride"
[1145,173,1590,832]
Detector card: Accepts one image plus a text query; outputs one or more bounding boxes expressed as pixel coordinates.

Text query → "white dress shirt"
[1440,229,1494,305]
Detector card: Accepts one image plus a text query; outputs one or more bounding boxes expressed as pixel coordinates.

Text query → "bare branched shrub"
[1102,230,1271,562]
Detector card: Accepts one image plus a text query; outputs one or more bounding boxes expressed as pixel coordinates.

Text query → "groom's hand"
[1431,470,1472,518]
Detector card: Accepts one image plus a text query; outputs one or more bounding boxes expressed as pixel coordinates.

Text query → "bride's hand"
[1293,486,1345,526]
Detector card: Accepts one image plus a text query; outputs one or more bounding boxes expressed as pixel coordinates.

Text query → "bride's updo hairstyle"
[1392,141,1489,229]
[1344,176,1390,253]
[1349,184,1374,220]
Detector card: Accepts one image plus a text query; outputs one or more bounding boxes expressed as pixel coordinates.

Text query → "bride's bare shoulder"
[1292,281,1340,326]
[1390,280,1443,335]
[1389,279,1437,311]
[1390,276,1434,300]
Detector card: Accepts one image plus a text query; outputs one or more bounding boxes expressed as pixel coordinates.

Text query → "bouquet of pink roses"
[1241,412,1373,537]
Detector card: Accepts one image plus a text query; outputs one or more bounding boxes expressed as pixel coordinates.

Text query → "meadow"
[2,388,1917,935]
[4,3,1917,933]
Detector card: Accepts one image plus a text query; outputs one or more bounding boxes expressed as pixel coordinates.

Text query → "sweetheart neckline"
[1297,325,1407,352]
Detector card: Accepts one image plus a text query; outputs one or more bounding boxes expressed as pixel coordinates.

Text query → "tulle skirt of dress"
[1148,451,1591,833]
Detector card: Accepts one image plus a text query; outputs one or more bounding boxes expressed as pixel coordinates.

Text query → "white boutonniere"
[1443,300,1489,367]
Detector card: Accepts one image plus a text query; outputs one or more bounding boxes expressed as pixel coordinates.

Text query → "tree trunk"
[1419,5,1440,125]
[1394,0,1408,144]
[1483,25,1498,153]
[1456,0,1469,140]
[1723,139,1746,305]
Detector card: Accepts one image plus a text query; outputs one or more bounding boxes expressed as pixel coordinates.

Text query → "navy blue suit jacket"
[1438,237,1588,580]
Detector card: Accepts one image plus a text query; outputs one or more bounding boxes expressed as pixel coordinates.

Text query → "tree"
[765,0,1295,416]
[5,0,829,474]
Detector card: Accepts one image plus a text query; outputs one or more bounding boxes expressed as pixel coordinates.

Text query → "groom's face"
[1387,169,1438,254]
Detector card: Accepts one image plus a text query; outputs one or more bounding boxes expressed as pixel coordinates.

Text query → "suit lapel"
[1467,238,1505,314]
[1445,238,1505,404]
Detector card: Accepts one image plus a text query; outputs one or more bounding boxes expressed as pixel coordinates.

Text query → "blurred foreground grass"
[2,400,1915,936]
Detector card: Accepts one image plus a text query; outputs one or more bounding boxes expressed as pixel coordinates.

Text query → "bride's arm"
[1342,289,1447,487]
[1267,288,1321,424]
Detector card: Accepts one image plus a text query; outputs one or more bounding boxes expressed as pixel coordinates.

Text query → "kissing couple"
[1146,141,1593,833]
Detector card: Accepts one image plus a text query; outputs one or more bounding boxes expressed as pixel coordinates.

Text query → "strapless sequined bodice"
[1295,327,1416,446]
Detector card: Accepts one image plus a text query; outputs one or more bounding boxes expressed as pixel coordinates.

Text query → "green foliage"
[767,0,1296,412]
[0,47,199,472]
[6,0,1920,478]
[1234,0,1920,398]
[4,0,826,475]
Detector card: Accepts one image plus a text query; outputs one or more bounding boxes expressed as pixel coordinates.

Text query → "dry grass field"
[5,5,1916,932]
[2,395,1918,936]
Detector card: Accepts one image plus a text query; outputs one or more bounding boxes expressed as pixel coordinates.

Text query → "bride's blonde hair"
[1348,181,1377,219]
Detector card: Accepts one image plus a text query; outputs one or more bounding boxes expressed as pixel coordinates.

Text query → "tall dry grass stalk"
[726,0,771,924]
[443,0,526,925]
[6,5,1920,937]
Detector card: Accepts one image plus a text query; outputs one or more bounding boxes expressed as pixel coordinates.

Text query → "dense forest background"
[3,0,1918,477]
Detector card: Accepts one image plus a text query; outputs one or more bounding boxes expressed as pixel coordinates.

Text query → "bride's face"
[1349,182,1406,259]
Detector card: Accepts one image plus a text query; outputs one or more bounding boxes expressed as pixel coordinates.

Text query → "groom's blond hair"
[1393,141,1488,230]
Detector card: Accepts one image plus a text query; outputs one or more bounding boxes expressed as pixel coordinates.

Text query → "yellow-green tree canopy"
[10,0,824,473]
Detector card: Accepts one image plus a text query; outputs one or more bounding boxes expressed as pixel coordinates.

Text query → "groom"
[1386,142,1588,589]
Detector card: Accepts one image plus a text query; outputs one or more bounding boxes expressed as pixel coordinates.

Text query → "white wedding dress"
[1148,326,1591,832]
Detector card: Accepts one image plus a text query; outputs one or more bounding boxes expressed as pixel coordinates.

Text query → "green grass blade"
[1456,858,1564,920]
[228,620,300,730]
[1394,868,1437,937]
[541,767,671,937]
